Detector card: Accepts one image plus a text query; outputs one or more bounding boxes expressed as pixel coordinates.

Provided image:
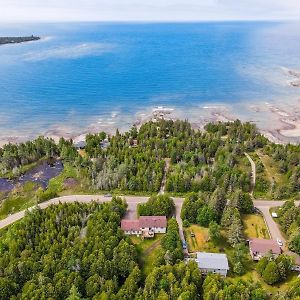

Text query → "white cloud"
[1,0,300,22]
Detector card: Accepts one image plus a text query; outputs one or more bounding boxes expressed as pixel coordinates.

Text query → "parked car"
[104,193,112,198]
[182,241,187,249]
[277,238,283,247]
[190,232,195,237]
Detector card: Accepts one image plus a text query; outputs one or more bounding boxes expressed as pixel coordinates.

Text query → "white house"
[121,216,167,237]
[195,252,229,277]
[120,220,142,236]
[139,216,167,234]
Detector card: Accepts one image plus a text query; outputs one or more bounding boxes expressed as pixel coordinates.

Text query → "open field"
[185,225,209,252]
[130,234,164,276]
[184,224,230,253]
[242,214,270,239]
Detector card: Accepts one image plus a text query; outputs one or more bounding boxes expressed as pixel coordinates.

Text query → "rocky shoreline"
[285,68,300,87]
[1,100,300,147]
[0,35,40,46]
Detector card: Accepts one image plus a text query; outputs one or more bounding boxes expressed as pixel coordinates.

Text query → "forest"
[1,197,298,300]
[1,119,300,199]
[0,119,300,298]
[277,200,300,255]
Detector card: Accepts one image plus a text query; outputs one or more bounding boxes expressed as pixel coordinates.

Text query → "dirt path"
[144,239,161,255]
[159,158,170,195]
[256,150,275,186]
[244,152,256,195]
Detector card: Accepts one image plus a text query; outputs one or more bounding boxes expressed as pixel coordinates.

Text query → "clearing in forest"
[242,214,270,239]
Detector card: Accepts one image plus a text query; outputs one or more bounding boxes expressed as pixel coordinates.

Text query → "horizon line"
[0,18,299,24]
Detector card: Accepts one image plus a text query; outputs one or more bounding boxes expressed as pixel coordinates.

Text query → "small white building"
[195,252,229,277]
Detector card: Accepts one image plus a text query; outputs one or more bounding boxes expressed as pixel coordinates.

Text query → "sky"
[1,0,300,22]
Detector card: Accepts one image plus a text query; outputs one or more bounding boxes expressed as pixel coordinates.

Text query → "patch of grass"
[0,158,46,179]
[47,164,92,196]
[0,182,39,220]
[256,150,288,186]
[240,265,299,296]
[130,234,164,277]
[242,214,270,239]
[184,224,230,253]
[185,225,209,252]
[237,155,251,174]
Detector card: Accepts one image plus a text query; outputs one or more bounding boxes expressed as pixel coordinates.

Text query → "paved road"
[255,200,300,248]
[0,194,184,229]
[0,192,298,257]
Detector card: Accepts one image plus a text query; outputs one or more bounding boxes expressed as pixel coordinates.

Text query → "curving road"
[0,194,297,244]
[1,192,299,259]
[0,195,184,229]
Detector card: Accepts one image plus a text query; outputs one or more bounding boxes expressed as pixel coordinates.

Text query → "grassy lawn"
[242,214,270,239]
[130,234,164,277]
[184,224,230,253]
[185,225,209,252]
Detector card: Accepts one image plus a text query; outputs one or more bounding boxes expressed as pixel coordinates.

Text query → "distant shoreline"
[0,35,40,46]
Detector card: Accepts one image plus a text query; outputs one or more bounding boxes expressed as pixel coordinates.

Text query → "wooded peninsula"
[0,36,40,45]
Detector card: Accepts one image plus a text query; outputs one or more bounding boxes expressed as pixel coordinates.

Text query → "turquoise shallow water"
[0,22,300,137]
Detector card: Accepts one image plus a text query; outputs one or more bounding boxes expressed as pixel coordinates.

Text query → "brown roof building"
[139,216,167,229]
[249,238,281,261]
[121,216,167,237]
[121,220,140,232]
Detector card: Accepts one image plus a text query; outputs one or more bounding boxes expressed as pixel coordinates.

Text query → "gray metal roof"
[74,141,86,148]
[196,252,229,270]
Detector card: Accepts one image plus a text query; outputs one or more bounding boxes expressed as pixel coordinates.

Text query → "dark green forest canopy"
[1,119,300,197]
[0,198,138,299]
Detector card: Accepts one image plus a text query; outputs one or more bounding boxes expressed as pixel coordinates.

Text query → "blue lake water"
[0,22,300,139]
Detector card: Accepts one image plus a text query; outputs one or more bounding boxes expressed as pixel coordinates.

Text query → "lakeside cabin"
[121,216,167,238]
[249,238,281,261]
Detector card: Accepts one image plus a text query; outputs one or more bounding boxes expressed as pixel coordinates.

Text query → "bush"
[262,261,280,285]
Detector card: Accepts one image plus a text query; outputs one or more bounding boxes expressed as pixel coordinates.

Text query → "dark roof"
[249,238,281,255]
